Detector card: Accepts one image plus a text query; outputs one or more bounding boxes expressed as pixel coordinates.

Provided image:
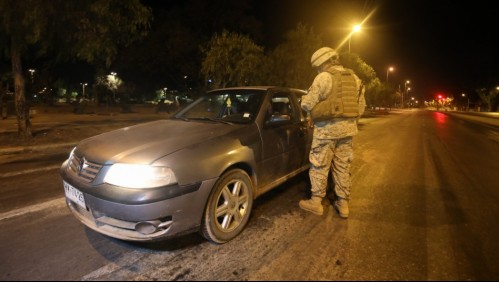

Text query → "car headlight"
[104,164,177,189]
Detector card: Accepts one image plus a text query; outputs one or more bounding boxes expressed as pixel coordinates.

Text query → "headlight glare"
[104,164,177,189]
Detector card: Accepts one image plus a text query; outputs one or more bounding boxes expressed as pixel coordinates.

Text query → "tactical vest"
[310,67,361,121]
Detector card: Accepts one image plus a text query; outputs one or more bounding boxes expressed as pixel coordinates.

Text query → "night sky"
[253,0,498,101]
[4,0,496,103]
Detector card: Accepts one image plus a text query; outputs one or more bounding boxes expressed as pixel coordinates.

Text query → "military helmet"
[310,47,338,68]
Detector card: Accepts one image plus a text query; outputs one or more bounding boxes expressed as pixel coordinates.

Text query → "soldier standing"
[299,47,366,218]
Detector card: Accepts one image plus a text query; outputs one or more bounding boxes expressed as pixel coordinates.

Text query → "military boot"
[334,198,349,219]
[299,196,323,215]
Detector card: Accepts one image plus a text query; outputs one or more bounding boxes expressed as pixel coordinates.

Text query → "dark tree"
[0,0,151,140]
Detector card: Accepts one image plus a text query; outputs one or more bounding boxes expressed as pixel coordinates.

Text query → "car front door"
[257,91,310,193]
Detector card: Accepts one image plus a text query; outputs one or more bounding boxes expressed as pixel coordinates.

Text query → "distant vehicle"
[60,86,312,244]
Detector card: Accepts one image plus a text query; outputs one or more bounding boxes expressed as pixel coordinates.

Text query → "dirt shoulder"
[0,104,170,151]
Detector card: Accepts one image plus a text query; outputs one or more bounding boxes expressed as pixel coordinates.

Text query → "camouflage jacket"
[301,65,366,139]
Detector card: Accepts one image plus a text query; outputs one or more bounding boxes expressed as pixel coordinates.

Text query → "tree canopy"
[201,30,265,89]
[0,0,152,139]
[264,23,323,89]
[199,24,388,109]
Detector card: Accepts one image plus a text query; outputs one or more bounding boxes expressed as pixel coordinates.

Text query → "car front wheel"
[201,169,254,244]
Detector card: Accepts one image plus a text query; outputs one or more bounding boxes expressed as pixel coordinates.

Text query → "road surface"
[1,109,498,280]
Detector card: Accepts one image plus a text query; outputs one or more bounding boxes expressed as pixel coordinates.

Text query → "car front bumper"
[60,162,217,242]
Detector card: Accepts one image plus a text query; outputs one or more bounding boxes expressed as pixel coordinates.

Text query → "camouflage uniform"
[301,65,365,201]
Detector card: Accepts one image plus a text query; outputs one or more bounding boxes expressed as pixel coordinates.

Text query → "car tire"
[201,169,254,244]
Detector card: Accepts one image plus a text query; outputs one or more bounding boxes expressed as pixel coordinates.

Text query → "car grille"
[67,153,102,183]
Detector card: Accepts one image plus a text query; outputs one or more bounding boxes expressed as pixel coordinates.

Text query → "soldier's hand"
[308,117,314,128]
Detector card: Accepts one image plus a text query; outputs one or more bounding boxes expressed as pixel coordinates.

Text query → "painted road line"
[0,197,66,221]
[0,164,61,178]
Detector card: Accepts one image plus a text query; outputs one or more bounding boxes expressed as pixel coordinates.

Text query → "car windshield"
[174,89,264,124]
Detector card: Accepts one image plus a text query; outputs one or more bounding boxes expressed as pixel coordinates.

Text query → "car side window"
[266,93,296,124]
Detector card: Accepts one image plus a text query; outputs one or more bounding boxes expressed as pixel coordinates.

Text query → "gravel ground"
[0,104,170,151]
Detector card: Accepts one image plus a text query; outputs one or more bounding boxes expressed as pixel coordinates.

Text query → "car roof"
[207,86,307,95]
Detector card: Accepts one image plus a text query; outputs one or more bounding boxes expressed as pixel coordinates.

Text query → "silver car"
[60,86,312,244]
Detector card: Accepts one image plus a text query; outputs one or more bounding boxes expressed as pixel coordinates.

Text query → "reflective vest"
[311,67,361,121]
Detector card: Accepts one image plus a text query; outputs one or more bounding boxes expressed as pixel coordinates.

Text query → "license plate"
[63,181,86,209]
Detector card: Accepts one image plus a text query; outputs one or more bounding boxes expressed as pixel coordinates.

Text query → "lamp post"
[80,83,87,100]
[462,93,469,111]
[28,69,35,84]
[386,67,394,82]
[109,72,117,102]
[348,24,361,53]
[403,80,410,108]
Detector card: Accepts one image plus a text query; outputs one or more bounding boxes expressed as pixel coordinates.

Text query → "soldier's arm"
[301,72,330,113]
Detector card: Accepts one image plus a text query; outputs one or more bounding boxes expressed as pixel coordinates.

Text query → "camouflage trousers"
[309,136,353,200]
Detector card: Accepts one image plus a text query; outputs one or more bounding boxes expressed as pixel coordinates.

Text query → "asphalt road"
[0,109,498,280]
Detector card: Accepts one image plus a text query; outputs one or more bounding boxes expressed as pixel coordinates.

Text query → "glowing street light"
[108,72,118,102]
[28,69,35,83]
[404,80,410,90]
[80,83,88,99]
[402,80,410,108]
[386,67,394,82]
[108,72,117,83]
[348,24,361,53]
[462,93,469,111]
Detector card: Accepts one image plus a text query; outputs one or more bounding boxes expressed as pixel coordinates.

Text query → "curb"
[0,142,76,155]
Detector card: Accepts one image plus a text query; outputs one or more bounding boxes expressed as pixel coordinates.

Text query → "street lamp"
[108,72,117,83]
[462,93,469,111]
[28,69,35,83]
[403,80,410,108]
[386,67,394,82]
[80,83,88,100]
[348,24,361,53]
[109,72,117,101]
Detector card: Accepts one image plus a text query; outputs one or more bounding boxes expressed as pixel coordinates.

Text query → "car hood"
[75,119,241,165]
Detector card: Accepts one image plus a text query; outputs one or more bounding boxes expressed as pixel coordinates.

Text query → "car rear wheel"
[201,169,253,244]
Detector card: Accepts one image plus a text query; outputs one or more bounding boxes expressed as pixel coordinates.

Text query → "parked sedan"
[60,86,312,244]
